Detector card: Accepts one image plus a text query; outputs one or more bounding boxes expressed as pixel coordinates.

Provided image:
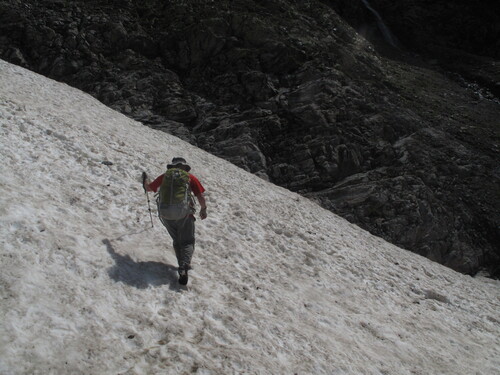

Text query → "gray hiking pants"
[159,215,195,269]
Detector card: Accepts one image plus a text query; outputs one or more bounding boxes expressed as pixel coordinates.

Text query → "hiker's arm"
[146,175,164,192]
[196,193,207,219]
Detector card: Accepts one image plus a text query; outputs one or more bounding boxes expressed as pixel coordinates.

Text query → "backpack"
[157,168,193,220]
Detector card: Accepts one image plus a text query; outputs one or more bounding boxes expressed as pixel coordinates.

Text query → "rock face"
[329,0,500,97]
[1,0,498,277]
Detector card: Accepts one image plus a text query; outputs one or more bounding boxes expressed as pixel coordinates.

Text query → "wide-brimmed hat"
[167,157,191,172]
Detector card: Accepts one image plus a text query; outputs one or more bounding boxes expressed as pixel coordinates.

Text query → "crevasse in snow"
[1,60,499,375]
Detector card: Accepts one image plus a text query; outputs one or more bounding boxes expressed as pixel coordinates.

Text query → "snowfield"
[0,59,499,375]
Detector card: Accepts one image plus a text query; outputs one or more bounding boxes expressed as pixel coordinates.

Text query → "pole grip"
[142,171,148,193]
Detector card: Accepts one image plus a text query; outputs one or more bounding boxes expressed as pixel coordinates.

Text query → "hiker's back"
[158,168,192,220]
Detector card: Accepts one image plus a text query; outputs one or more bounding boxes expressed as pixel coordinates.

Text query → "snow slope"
[0,59,499,375]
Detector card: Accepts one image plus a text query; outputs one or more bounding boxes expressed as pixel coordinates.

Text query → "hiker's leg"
[161,219,182,262]
[177,216,196,268]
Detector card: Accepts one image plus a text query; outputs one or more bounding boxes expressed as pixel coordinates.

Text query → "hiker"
[143,157,207,285]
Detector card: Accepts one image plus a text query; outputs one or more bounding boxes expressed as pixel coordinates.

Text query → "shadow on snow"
[103,238,179,290]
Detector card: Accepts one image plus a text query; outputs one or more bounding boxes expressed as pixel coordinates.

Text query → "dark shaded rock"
[5,47,27,66]
[240,70,278,102]
[330,0,500,97]
[103,21,128,49]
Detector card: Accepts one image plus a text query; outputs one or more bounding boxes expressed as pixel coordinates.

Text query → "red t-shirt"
[149,173,205,196]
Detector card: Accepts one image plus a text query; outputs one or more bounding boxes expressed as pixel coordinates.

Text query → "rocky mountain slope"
[1,0,498,276]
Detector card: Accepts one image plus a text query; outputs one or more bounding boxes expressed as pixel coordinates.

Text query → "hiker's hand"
[200,207,207,220]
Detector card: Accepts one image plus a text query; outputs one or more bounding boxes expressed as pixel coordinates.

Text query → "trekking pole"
[142,172,154,228]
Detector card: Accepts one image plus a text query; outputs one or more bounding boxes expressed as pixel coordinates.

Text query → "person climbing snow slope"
[144,157,207,285]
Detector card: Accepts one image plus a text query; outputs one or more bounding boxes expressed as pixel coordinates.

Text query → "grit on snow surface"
[0,60,499,375]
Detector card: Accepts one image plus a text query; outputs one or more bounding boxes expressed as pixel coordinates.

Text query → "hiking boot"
[178,267,188,285]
